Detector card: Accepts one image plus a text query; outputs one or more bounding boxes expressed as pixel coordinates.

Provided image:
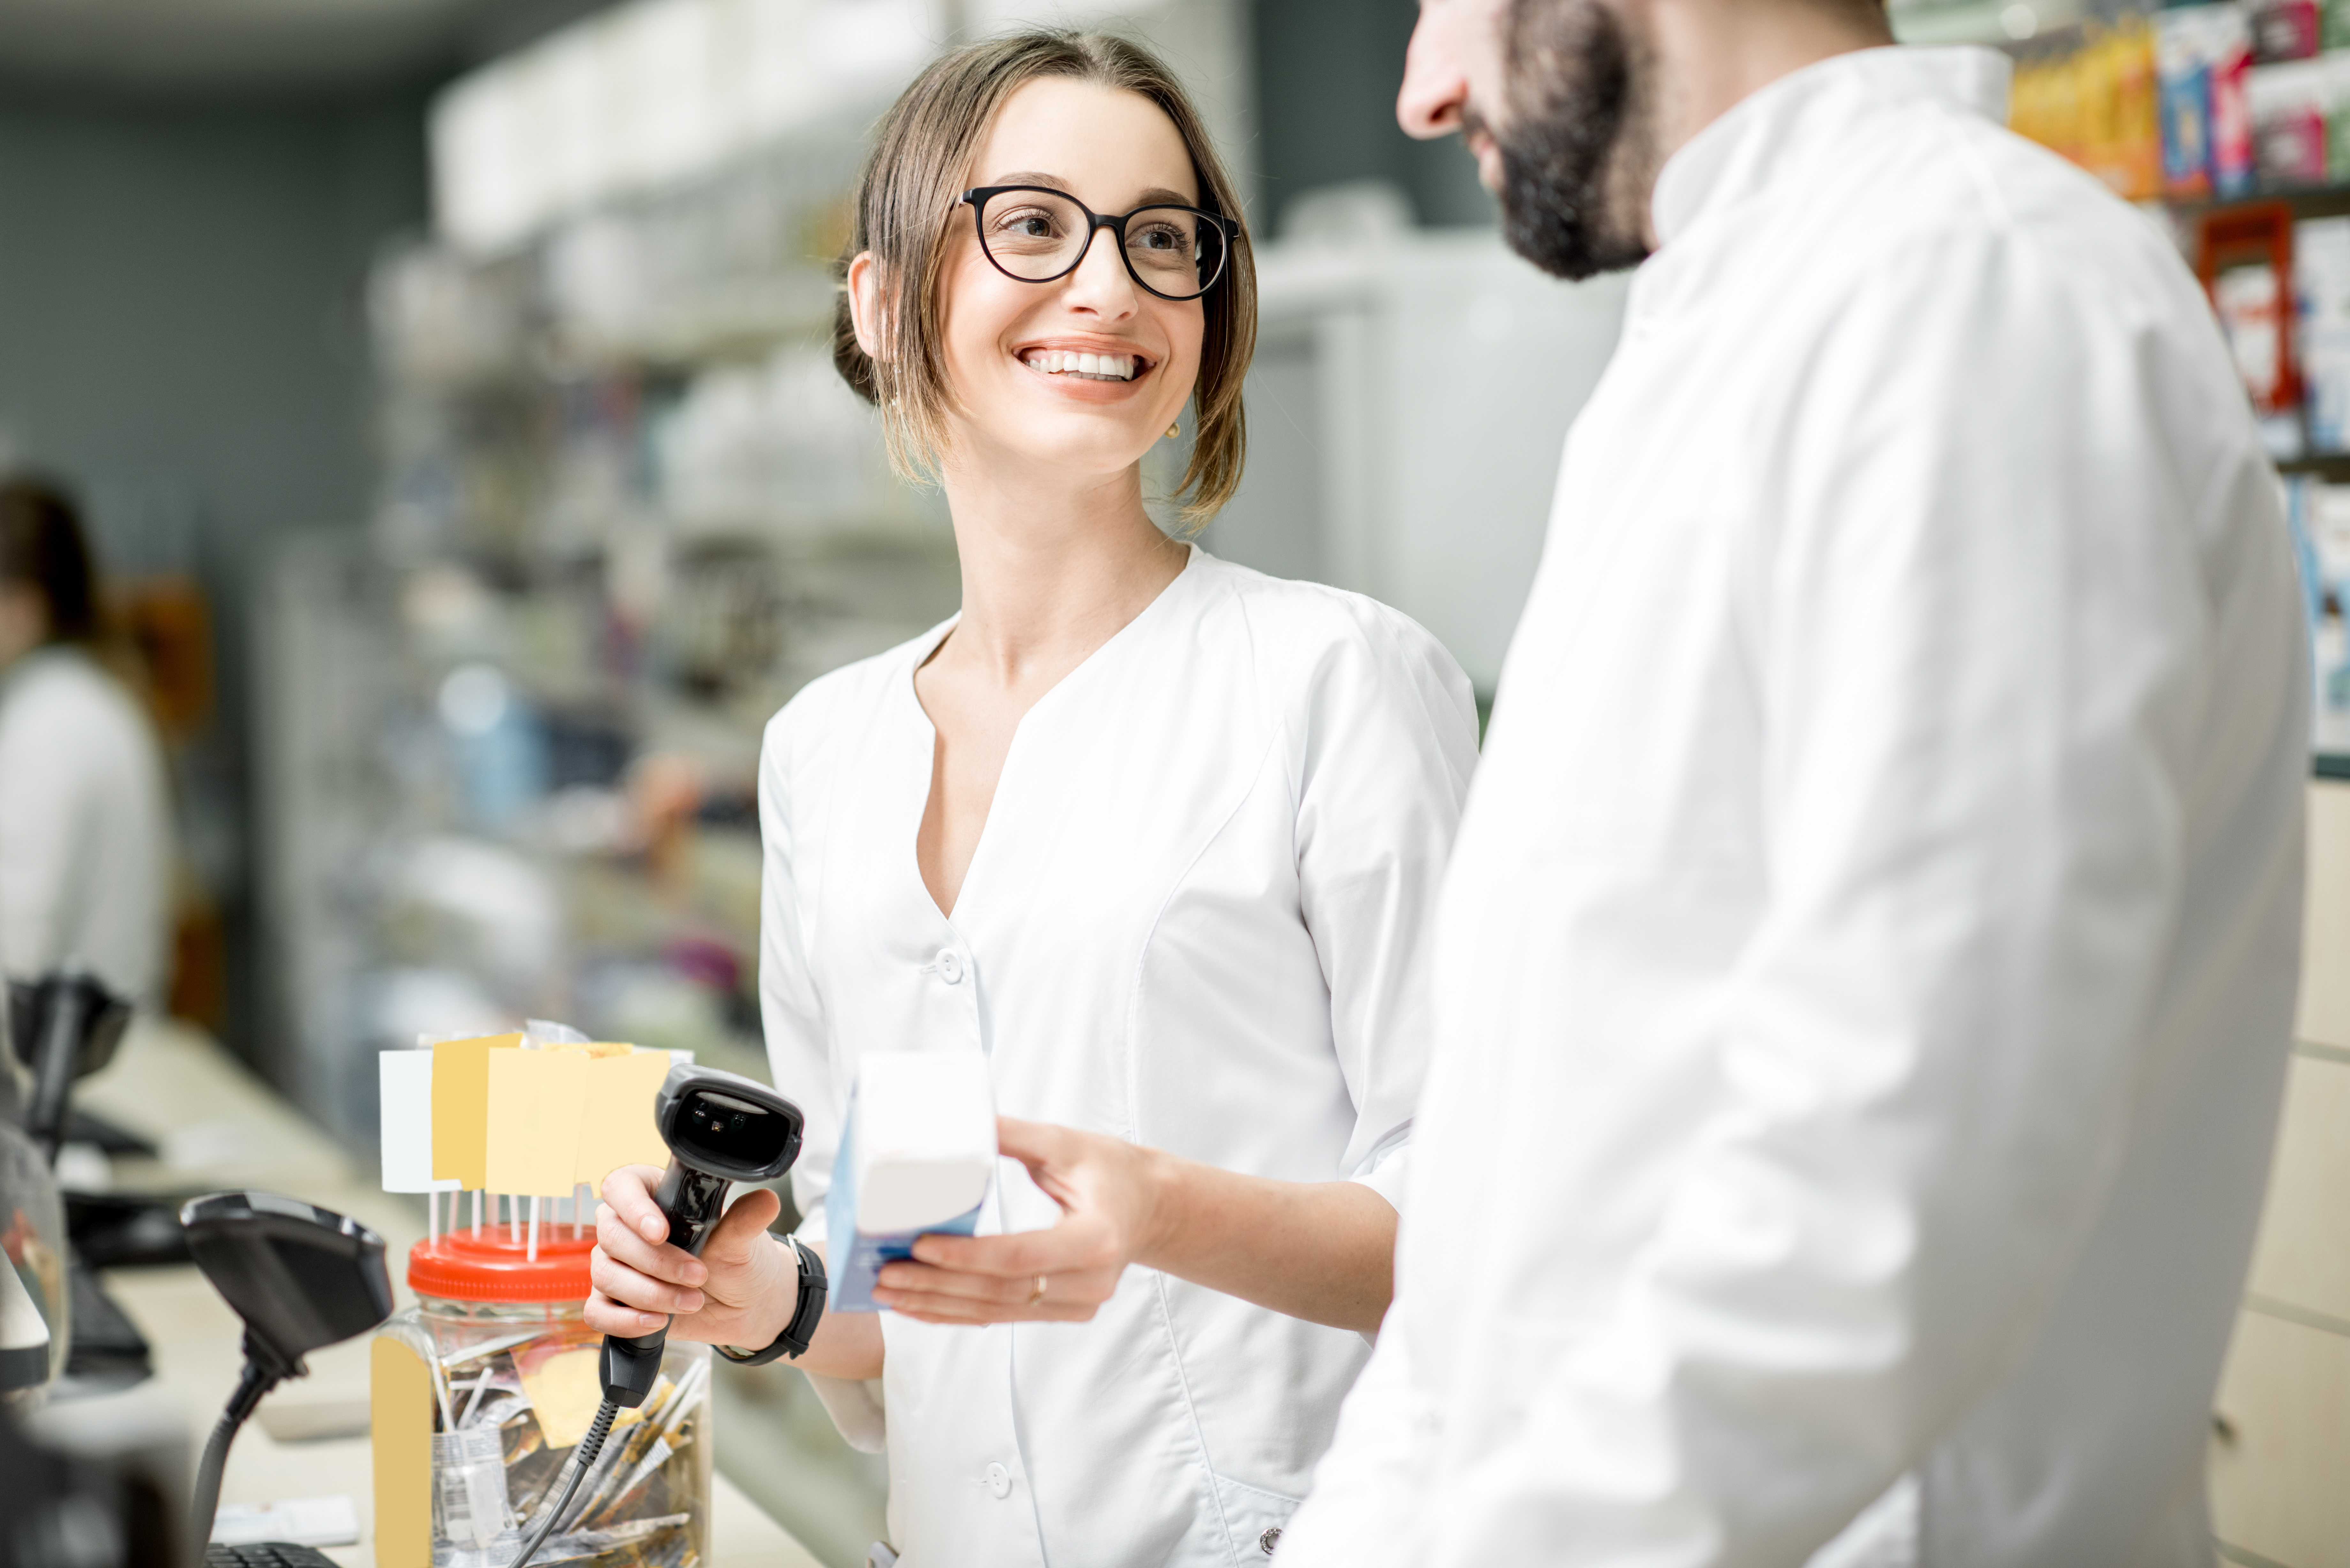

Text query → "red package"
[2215,42,2257,195]
[2252,0,2322,60]
[2257,105,2330,184]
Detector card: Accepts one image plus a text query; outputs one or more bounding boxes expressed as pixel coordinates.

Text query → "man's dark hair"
[0,476,103,645]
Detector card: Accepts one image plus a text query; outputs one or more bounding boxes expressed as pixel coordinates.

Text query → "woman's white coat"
[758,547,1478,1565]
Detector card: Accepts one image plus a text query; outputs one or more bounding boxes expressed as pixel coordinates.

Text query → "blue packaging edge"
[825,1085,987,1312]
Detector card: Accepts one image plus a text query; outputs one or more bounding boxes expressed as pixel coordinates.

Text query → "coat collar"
[1649,46,2012,249]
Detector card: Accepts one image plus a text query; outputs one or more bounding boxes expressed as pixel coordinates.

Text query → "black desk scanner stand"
[8,967,132,1166]
[9,967,175,1387]
[180,1192,392,1562]
[507,1064,806,1568]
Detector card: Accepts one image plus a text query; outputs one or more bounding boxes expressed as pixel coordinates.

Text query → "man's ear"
[846,252,890,363]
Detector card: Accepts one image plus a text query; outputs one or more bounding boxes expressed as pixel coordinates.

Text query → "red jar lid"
[408,1221,596,1303]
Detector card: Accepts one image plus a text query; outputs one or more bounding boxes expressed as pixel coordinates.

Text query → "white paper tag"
[380,1050,461,1196]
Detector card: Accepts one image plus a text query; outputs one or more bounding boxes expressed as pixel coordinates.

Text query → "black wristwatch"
[717,1235,827,1367]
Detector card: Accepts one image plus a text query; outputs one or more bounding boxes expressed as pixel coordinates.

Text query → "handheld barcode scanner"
[512,1064,812,1568]
[598,1066,806,1404]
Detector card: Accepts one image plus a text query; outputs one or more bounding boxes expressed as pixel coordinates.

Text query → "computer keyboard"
[205,1545,344,1568]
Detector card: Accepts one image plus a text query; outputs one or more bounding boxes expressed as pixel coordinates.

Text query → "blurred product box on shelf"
[2009,16,2160,201]
[2199,200,2305,455]
[2161,4,2257,199]
[2284,476,2350,747]
[2298,216,2350,450]
[2245,52,2350,185]
[2216,259,2293,409]
[2252,0,2322,62]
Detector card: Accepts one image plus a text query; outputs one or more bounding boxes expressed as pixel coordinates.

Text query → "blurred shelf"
[2279,454,2350,481]
[2169,185,2350,222]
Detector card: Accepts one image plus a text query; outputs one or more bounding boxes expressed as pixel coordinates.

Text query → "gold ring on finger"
[1026,1274,1049,1307]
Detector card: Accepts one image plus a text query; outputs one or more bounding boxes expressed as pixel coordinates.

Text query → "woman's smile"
[1012,335,1158,401]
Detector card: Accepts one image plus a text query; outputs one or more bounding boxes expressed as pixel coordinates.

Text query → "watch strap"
[718,1236,827,1367]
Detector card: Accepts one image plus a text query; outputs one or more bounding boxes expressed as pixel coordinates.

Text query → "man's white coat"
[1284,46,2308,1567]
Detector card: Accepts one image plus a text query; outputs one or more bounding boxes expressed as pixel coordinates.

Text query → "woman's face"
[928,77,1208,486]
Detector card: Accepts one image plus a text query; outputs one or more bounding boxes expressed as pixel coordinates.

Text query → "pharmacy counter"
[55,1017,821,1568]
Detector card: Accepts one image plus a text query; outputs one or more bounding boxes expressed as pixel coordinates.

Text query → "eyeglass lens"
[977,190,1227,298]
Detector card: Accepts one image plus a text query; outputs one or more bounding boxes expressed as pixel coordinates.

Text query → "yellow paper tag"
[576,1050,674,1192]
[485,1048,592,1197]
[518,1348,661,1448]
[518,1348,603,1450]
[430,1034,523,1189]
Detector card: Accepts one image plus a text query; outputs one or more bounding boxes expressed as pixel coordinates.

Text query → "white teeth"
[1023,350,1139,380]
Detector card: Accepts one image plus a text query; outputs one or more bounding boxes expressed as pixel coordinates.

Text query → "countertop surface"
[51,1016,821,1568]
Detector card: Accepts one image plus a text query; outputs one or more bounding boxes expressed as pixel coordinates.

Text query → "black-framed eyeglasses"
[960,185,1237,302]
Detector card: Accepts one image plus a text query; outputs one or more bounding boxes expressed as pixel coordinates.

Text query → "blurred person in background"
[587,28,1480,1567]
[0,477,171,1006]
[1279,0,2308,1565]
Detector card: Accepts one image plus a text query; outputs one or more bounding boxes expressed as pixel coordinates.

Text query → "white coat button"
[984,1461,1011,1498]
[1259,1527,1282,1555]
[937,949,963,984]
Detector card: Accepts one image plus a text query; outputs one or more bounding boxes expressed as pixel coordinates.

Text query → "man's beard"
[1474,0,1653,280]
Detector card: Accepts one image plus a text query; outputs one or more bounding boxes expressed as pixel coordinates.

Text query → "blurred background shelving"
[9,0,2350,1562]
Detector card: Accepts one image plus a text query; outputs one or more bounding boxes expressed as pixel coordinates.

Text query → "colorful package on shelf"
[2250,58,2335,185]
[2009,18,2160,200]
[2160,5,2258,197]
[2288,479,2350,745]
[2091,18,2164,200]
[2011,50,2086,168]
[2220,23,2259,193]
[2328,0,2350,49]
[2216,260,2290,411]
[2300,216,2350,451]
[2253,0,2323,61]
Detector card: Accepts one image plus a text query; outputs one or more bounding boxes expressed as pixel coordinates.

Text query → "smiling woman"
[828,30,1255,523]
[583,28,1481,1568]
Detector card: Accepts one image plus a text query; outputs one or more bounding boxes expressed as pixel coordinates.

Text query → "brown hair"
[832,29,1255,527]
[0,476,103,645]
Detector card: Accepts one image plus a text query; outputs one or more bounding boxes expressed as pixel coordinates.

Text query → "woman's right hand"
[586,1164,791,1349]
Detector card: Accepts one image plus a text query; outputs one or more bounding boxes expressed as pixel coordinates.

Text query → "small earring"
[1165,423,1181,441]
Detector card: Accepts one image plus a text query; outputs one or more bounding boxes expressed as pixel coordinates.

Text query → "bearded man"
[1278,3,2308,1564]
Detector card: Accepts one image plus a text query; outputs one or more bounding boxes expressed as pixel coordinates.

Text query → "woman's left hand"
[872,1116,1170,1324]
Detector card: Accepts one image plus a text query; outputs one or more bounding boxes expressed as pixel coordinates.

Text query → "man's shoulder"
[1835,94,2193,321]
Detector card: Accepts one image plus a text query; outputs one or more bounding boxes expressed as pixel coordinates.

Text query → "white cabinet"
[1205,230,1629,691]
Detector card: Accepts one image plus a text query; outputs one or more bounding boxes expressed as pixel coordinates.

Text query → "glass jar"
[372,1219,711,1568]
